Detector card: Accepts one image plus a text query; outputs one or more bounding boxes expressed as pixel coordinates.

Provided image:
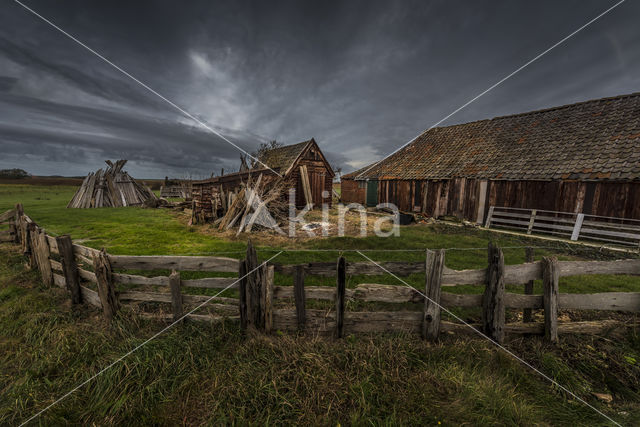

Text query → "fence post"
[245,240,263,330]
[483,242,505,343]
[238,259,248,330]
[56,235,82,304]
[422,249,444,341]
[542,256,559,343]
[335,256,346,338]
[30,226,52,286]
[523,247,534,323]
[7,209,18,243]
[570,213,585,241]
[94,249,119,321]
[263,265,274,333]
[527,209,537,234]
[25,222,37,269]
[294,265,306,331]
[14,203,23,244]
[169,270,182,322]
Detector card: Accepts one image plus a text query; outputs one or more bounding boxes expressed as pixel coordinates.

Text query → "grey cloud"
[1,0,640,177]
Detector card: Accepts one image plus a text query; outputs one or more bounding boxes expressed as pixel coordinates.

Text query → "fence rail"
[2,204,640,344]
[485,206,640,247]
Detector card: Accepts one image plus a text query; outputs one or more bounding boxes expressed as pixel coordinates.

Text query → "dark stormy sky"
[1,0,639,178]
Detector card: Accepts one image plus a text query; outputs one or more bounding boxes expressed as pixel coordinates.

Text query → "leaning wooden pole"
[483,242,505,343]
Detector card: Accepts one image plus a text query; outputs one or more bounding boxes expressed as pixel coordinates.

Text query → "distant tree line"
[0,168,30,179]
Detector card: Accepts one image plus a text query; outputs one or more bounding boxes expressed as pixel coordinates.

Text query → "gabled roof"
[258,138,335,177]
[352,92,640,181]
[257,140,311,174]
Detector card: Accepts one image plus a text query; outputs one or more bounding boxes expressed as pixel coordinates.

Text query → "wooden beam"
[299,165,313,208]
[483,242,505,343]
[335,256,346,338]
[570,213,585,241]
[422,249,445,341]
[542,256,559,343]
[527,209,537,234]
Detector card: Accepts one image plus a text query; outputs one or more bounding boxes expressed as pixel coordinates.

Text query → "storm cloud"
[1,0,639,178]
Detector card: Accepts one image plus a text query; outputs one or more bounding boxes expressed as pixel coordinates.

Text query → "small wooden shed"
[192,138,334,222]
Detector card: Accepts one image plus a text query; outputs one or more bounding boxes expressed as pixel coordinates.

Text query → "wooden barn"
[192,138,334,222]
[342,93,640,222]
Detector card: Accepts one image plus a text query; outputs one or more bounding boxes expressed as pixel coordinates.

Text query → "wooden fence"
[485,206,640,248]
[2,204,640,344]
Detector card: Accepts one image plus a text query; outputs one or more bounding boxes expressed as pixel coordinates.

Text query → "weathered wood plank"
[483,243,505,343]
[272,309,634,336]
[109,255,240,272]
[73,244,100,258]
[112,272,170,286]
[181,277,238,289]
[557,259,640,277]
[118,291,238,310]
[335,256,346,338]
[422,249,444,341]
[80,285,102,308]
[274,261,424,277]
[78,268,97,283]
[559,292,640,312]
[50,259,63,272]
[138,312,239,323]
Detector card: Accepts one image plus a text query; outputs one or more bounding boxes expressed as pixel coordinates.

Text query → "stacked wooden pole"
[67,160,156,208]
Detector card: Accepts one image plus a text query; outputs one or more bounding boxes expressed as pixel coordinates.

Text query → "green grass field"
[1,182,640,425]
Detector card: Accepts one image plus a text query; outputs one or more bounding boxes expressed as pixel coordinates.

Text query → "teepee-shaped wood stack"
[67,160,157,208]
